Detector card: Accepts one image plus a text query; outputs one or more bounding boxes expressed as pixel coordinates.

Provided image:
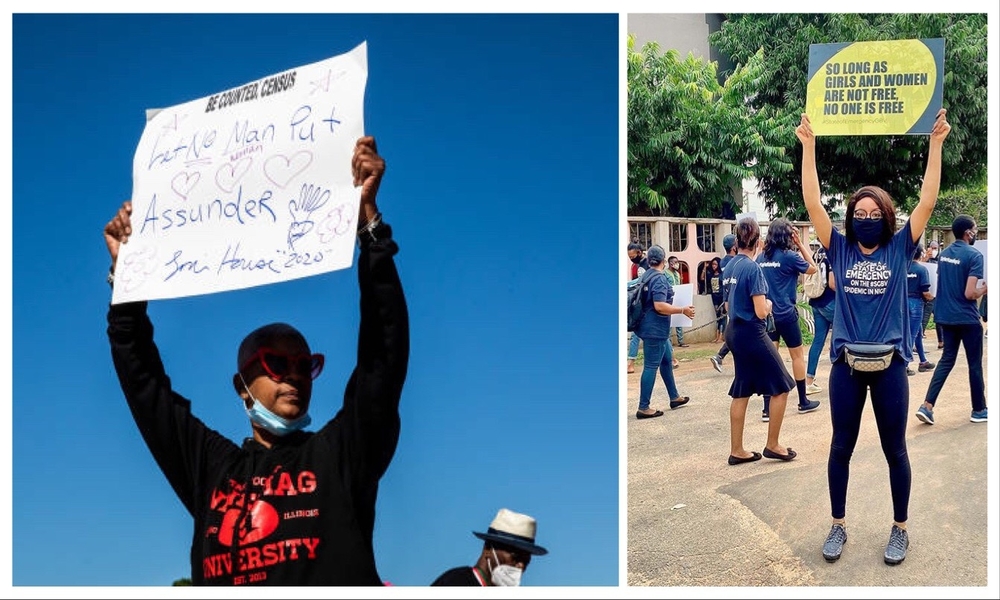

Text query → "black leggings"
[827,354,911,523]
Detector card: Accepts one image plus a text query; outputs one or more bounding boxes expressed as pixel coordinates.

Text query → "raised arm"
[341,137,410,480]
[105,201,233,514]
[791,228,817,275]
[795,114,832,249]
[907,109,952,243]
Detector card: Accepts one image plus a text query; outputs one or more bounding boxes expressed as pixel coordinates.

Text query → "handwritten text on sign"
[112,42,368,304]
[805,39,944,136]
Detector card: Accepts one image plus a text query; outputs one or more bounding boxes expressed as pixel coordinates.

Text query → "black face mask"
[630,255,643,264]
[853,218,884,249]
[967,231,977,246]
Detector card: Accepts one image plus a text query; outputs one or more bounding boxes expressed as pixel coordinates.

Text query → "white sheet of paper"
[925,240,987,296]
[972,239,987,285]
[670,283,694,327]
[924,262,938,297]
[112,42,368,304]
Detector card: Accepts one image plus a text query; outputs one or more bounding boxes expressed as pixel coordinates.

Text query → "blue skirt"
[726,317,795,398]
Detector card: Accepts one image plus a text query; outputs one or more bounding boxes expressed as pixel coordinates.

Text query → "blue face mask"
[240,375,311,436]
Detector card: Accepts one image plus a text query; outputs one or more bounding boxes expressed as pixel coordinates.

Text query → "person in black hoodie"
[104,136,409,586]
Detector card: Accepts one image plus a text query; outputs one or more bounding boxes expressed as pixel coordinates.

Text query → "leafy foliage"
[709,13,988,219]
[929,182,988,227]
[627,34,794,217]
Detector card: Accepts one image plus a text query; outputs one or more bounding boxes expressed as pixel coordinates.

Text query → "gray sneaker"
[884,525,909,565]
[822,523,847,562]
[709,355,723,373]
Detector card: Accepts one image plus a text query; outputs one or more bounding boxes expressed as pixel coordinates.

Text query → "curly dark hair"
[763,218,794,259]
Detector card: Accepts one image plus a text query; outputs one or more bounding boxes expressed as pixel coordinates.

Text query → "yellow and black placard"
[805,38,944,136]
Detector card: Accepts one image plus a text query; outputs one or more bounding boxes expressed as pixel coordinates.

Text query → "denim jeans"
[672,327,684,346]
[806,301,835,379]
[628,332,641,360]
[638,337,679,411]
[925,322,986,412]
[908,297,928,364]
[714,302,727,334]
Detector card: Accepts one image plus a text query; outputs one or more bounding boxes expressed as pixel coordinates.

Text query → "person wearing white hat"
[431,508,548,586]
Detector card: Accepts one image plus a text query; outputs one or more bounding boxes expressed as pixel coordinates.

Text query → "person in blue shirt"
[922,240,943,348]
[709,234,737,372]
[805,241,836,395]
[756,218,819,420]
[626,241,649,374]
[724,217,796,465]
[796,108,950,567]
[915,215,988,425]
[905,244,935,376]
[634,245,695,419]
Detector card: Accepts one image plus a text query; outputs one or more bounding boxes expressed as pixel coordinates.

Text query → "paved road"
[626,339,993,592]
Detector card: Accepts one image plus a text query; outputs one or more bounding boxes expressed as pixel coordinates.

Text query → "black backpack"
[627,270,654,332]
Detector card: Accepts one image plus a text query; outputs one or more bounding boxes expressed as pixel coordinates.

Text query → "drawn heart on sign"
[171,172,201,200]
[215,157,253,194]
[265,151,313,189]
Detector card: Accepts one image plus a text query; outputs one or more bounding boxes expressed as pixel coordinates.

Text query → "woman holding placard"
[795,108,950,566]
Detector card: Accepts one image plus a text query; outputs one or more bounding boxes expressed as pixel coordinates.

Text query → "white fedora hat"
[473,508,548,556]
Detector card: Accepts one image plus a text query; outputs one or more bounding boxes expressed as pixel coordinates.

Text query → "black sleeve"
[328,220,410,482]
[107,300,239,516]
[431,567,478,586]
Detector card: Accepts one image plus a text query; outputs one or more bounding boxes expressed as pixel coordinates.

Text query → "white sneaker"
[806,383,822,395]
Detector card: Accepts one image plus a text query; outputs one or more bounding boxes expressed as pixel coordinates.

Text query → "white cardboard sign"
[973,239,988,286]
[924,239,987,297]
[670,283,694,327]
[112,42,368,304]
[924,262,938,297]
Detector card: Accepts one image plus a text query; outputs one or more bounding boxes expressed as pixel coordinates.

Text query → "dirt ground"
[625,335,992,590]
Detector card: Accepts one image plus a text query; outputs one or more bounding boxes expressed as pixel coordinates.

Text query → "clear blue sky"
[12,13,619,588]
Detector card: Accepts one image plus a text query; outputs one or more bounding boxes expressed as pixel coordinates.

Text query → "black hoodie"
[107,223,409,585]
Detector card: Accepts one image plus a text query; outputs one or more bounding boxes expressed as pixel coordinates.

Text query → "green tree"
[627,34,794,217]
[928,182,987,228]
[709,13,987,219]
[172,577,192,586]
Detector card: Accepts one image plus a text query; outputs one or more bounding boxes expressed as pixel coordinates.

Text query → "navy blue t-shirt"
[725,254,768,324]
[719,254,734,299]
[708,270,724,305]
[934,240,984,325]
[756,247,809,321]
[636,269,675,340]
[906,261,930,300]
[827,221,917,362]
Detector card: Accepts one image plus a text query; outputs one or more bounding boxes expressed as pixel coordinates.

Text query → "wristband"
[357,211,383,243]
